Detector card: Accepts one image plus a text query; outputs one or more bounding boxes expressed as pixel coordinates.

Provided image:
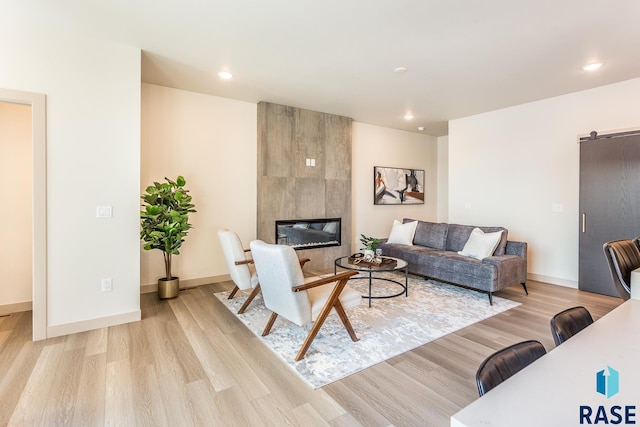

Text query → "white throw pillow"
[387,220,418,246]
[458,228,503,260]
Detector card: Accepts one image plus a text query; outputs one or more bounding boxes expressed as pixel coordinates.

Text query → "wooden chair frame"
[262,270,358,361]
[226,248,257,314]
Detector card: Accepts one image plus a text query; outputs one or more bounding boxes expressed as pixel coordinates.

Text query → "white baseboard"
[527,273,577,288]
[140,274,230,294]
[2,275,231,336]
[46,310,141,339]
[0,301,32,316]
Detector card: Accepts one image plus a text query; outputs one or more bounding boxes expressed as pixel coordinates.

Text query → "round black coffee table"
[334,255,408,307]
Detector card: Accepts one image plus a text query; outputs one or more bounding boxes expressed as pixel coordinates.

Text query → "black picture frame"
[374,166,425,205]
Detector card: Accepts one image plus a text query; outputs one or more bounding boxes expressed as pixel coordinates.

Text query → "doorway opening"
[0,88,47,340]
[0,102,32,312]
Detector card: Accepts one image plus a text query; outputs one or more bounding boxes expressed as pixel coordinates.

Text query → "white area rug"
[214,272,520,388]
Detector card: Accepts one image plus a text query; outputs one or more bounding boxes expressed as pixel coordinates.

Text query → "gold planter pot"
[158,277,180,299]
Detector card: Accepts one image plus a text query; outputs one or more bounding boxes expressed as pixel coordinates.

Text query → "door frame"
[0,88,47,340]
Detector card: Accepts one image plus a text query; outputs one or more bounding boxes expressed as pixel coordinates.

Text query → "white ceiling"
[7,0,640,135]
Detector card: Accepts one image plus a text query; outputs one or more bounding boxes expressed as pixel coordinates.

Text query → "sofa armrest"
[482,254,527,285]
[505,241,527,259]
[482,255,520,267]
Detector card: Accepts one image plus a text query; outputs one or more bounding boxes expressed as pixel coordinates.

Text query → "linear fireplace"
[275,218,341,250]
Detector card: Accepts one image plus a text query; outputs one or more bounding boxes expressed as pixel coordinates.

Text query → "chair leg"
[521,282,529,295]
[262,312,278,337]
[295,278,352,361]
[488,292,493,305]
[296,310,330,361]
[334,300,359,342]
[228,285,240,299]
[238,284,261,314]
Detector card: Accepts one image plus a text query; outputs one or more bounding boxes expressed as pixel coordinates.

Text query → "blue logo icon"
[596,366,619,398]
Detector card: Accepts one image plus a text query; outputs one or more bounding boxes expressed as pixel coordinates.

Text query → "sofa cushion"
[403,218,448,250]
[382,243,439,265]
[446,224,508,256]
[388,219,418,245]
[458,228,503,260]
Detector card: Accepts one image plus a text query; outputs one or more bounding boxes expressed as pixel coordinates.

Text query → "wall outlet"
[101,278,113,292]
[552,203,563,213]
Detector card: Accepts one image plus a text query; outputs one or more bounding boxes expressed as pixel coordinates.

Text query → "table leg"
[405,266,409,297]
[368,270,372,308]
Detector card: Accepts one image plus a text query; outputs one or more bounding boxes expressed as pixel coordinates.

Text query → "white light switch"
[552,203,563,213]
[96,205,112,218]
[311,158,316,167]
[305,158,311,166]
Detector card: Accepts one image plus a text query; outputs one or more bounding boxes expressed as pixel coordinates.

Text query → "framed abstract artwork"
[374,166,425,205]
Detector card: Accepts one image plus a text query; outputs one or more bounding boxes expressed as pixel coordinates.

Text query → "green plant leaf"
[146,205,160,215]
[140,175,196,278]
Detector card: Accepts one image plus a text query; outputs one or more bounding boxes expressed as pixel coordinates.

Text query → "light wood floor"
[0,279,622,427]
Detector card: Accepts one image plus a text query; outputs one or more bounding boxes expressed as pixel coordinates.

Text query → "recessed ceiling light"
[394,67,408,73]
[582,63,603,71]
[218,71,233,79]
[404,113,414,120]
[417,127,425,131]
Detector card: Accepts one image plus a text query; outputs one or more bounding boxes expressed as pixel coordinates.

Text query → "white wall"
[437,135,449,222]
[0,102,32,306]
[352,122,438,247]
[140,84,257,286]
[449,78,640,287]
[140,95,439,281]
[0,25,141,335]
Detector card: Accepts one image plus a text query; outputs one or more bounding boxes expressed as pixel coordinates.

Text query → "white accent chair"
[249,240,361,361]
[217,229,261,314]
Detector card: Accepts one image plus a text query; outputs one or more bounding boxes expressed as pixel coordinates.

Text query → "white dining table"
[450,298,640,427]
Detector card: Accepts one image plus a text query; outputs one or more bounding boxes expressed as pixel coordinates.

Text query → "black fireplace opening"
[275,218,341,250]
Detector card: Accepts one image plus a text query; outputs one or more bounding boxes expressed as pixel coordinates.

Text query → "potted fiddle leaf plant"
[360,234,381,260]
[140,175,196,299]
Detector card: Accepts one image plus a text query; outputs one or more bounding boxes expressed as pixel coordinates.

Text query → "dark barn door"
[579,132,640,296]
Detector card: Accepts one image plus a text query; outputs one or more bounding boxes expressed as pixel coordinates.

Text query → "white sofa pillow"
[387,219,418,246]
[458,228,503,260]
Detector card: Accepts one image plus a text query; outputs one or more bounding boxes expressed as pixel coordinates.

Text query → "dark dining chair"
[550,306,593,346]
[475,340,547,396]
[603,239,640,300]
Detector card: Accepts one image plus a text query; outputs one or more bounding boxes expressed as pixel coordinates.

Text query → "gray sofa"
[379,218,528,304]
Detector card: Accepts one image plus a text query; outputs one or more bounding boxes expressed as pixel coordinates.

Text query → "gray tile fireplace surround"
[257,102,353,270]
